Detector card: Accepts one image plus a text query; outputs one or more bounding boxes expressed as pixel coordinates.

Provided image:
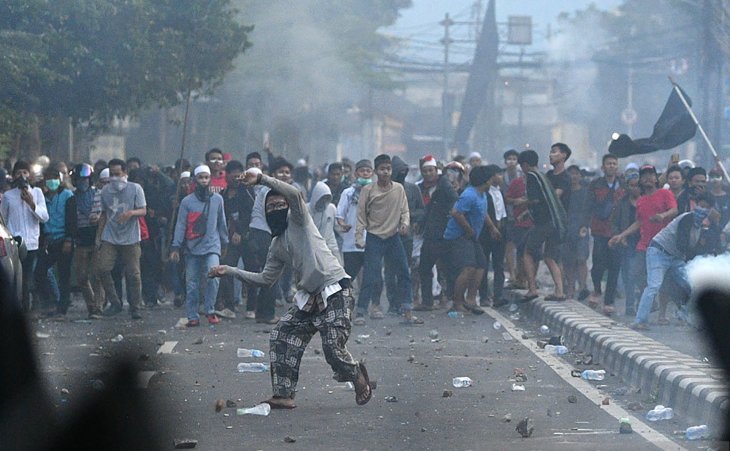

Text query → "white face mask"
[110,175,128,191]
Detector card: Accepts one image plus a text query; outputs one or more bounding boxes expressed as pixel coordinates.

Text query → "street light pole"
[441,13,454,157]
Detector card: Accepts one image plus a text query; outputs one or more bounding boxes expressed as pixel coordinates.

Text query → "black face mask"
[194,183,210,201]
[266,208,289,237]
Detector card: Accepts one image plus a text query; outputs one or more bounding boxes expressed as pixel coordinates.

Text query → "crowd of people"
[1,143,727,332]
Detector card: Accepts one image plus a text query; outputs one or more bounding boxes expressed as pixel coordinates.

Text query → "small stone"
[284,436,296,443]
[384,396,398,402]
[313,349,321,355]
[521,334,529,340]
[385,330,392,336]
[428,329,439,339]
[226,399,237,408]
[215,399,225,412]
[602,397,610,406]
[515,417,534,438]
[627,401,643,411]
[567,395,577,404]
[407,355,415,363]
[482,336,489,343]
[619,420,633,434]
[421,427,427,432]
[502,413,512,423]
[442,390,453,398]
[192,337,204,345]
[173,439,198,449]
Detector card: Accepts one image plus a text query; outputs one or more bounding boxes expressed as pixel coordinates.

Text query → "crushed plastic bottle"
[580,369,606,381]
[452,377,473,388]
[237,362,269,373]
[110,334,124,343]
[492,321,502,330]
[685,425,708,440]
[508,303,519,313]
[447,311,464,319]
[511,383,525,391]
[543,344,568,355]
[645,405,674,421]
[237,348,265,358]
[539,325,550,335]
[236,403,271,416]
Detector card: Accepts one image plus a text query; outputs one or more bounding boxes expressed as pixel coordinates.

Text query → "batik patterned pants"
[270,289,358,399]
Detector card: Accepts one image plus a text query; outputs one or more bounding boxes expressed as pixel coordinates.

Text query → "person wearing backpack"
[170,165,228,327]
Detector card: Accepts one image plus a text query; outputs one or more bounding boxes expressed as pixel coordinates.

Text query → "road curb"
[524,297,728,431]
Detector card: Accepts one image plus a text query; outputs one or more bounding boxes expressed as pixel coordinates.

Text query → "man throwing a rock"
[209,167,373,409]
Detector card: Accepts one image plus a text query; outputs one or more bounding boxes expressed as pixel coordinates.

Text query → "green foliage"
[0,0,251,130]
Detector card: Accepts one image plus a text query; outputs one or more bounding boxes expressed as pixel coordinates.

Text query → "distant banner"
[609,85,697,158]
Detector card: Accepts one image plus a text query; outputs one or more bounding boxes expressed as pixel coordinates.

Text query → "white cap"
[296,158,307,168]
[194,165,211,176]
[99,168,110,180]
[625,162,639,172]
[180,171,191,179]
[468,151,482,160]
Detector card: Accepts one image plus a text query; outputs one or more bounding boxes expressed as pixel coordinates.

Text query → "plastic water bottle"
[645,405,674,421]
[452,377,473,388]
[236,403,271,416]
[492,321,502,330]
[543,345,568,355]
[539,325,550,335]
[448,311,463,319]
[580,369,606,381]
[237,348,265,358]
[685,425,708,440]
[237,362,269,373]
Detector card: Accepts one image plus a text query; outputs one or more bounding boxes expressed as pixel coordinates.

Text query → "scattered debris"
[420,427,427,432]
[428,330,439,339]
[627,402,643,411]
[602,397,610,406]
[442,390,453,398]
[173,439,198,449]
[226,400,237,408]
[385,329,392,336]
[138,353,150,361]
[482,337,489,343]
[157,329,167,335]
[60,388,70,395]
[35,332,50,339]
[313,349,321,355]
[539,325,550,334]
[110,334,124,343]
[492,321,502,330]
[215,399,226,412]
[516,417,534,438]
[536,340,547,349]
[612,387,629,397]
[192,337,204,345]
[502,413,512,422]
[521,334,529,340]
[357,334,370,339]
[511,383,525,392]
[582,354,594,365]
[567,395,577,404]
[384,396,398,403]
[513,368,527,382]
[619,418,633,434]
[284,436,296,443]
[174,318,188,329]
[407,355,415,363]
[502,332,513,341]
[452,377,472,388]
[547,336,563,346]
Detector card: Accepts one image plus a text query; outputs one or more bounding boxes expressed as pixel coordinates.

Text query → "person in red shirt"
[504,173,534,290]
[609,165,678,299]
[189,148,228,195]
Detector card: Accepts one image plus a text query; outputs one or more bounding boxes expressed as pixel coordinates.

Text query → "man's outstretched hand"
[208,265,228,278]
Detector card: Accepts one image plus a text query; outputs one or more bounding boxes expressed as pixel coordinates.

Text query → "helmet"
[71,163,93,179]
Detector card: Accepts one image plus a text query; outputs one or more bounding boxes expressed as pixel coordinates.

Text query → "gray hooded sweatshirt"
[224,175,348,298]
[308,181,341,262]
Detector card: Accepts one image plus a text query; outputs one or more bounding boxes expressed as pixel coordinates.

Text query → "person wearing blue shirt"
[443,165,492,315]
[35,166,75,319]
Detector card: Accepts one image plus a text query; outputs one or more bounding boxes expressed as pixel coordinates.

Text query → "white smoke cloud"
[686,253,730,293]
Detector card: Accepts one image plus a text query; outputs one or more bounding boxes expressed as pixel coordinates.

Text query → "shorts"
[447,236,487,276]
[511,227,532,258]
[525,222,561,261]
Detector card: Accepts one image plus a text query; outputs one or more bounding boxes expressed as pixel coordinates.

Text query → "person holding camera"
[170,165,228,327]
[0,160,49,312]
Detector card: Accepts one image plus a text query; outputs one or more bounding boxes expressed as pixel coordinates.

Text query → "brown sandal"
[261,397,297,409]
[354,362,373,406]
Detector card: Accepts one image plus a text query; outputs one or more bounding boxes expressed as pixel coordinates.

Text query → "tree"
[0,0,251,160]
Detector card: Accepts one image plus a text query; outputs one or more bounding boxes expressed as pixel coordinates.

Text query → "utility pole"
[440,13,454,157]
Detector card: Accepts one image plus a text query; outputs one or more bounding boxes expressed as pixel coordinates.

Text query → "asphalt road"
[31,298,689,451]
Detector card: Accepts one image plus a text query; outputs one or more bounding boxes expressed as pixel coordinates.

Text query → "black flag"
[608,86,697,158]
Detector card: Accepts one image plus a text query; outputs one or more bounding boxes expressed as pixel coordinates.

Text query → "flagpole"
[668,76,730,182]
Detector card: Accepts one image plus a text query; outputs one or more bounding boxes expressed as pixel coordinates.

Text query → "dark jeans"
[479,226,506,301]
[385,236,413,312]
[140,239,162,304]
[419,239,451,307]
[591,236,621,305]
[243,228,275,320]
[34,239,73,313]
[357,234,412,313]
[21,250,38,312]
[343,252,382,305]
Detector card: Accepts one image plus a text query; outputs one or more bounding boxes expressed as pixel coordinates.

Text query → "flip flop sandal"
[355,362,373,406]
[464,305,485,315]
